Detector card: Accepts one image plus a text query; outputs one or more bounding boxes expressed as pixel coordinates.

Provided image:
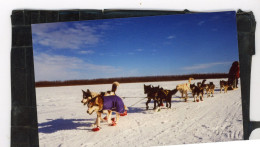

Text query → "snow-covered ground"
[36,78,243,147]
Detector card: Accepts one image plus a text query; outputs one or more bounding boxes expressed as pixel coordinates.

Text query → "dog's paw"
[91,124,97,128]
[110,121,117,126]
[103,116,108,121]
[120,110,127,116]
[154,107,161,112]
[92,127,100,132]
[111,118,115,122]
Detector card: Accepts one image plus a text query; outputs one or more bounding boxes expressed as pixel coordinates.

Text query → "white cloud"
[136,49,143,52]
[198,21,205,26]
[181,62,231,70]
[32,22,108,50]
[78,50,94,54]
[34,53,122,81]
[167,35,176,39]
[128,52,135,55]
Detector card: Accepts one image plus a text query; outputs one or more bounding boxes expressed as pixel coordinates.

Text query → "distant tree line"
[35,73,228,87]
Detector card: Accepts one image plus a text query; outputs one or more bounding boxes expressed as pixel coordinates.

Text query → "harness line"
[121,96,147,99]
[128,97,147,107]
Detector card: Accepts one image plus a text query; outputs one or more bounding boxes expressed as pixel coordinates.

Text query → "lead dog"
[81,82,123,125]
[81,81,120,105]
[87,94,125,130]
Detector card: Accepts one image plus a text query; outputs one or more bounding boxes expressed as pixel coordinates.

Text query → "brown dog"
[220,80,229,93]
[87,94,126,129]
[206,82,215,97]
[176,77,194,102]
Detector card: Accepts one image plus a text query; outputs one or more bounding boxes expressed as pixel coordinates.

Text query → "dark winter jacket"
[102,95,125,113]
[228,61,239,84]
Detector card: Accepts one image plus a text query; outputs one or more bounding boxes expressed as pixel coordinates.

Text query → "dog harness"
[102,95,125,113]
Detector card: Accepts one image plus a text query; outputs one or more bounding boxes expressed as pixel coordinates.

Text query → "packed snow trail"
[36,79,243,147]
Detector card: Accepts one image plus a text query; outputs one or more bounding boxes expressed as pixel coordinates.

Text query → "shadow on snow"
[38,118,93,133]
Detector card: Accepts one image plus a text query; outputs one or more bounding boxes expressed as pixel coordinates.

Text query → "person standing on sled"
[228,61,240,89]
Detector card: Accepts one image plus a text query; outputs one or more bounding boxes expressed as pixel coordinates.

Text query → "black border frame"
[10,9,258,146]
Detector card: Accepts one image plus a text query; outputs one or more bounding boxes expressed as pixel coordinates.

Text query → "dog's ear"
[82,89,85,93]
[95,96,100,104]
[100,92,105,96]
[87,89,90,92]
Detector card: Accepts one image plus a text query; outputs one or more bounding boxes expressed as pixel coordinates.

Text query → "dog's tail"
[188,77,194,83]
[201,79,206,86]
[172,89,178,95]
[112,81,120,93]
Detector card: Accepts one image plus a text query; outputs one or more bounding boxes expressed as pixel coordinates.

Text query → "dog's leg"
[91,115,98,128]
[168,97,172,108]
[100,112,106,122]
[96,112,102,128]
[153,99,157,110]
[184,91,188,102]
[156,99,161,110]
[107,110,112,124]
[166,98,170,108]
[212,90,214,97]
[165,97,168,108]
[146,98,151,110]
[115,112,120,123]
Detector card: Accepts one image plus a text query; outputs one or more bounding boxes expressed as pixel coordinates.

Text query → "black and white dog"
[190,79,206,102]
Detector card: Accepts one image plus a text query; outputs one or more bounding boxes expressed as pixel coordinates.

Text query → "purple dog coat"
[102,95,125,113]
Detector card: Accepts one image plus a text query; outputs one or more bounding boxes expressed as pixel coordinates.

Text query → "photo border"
[10,9,258,146]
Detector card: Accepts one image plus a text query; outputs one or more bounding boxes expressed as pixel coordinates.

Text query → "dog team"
[145,78,233,110]
[81,77,235,132]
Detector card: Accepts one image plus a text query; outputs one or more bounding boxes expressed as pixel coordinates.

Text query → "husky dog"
[144,84,160,110]
[81,81,120,105]
[220,80,229,93]
[206,82,215,97]
[87,95,125,129]
[176,77,194,102]
[81,82,127,129]
[190,79,206,102]
[157,88,178,108]
[81,89,99,105]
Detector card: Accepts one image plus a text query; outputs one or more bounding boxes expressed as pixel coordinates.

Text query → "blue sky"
[32,11,239,81]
